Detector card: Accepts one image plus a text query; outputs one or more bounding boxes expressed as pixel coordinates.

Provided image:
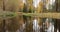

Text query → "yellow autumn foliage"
[36,1,44,13]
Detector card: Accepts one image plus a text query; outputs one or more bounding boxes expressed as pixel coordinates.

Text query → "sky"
[33,0,41,8]
[23,0,55,8]
[23,0,26,3]
[33,0,55,8]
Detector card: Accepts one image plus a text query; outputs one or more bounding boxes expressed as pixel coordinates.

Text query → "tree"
[5,0,20,12]
[2,0,23,32]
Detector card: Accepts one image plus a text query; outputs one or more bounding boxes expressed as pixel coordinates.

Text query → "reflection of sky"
[33,19,40,30]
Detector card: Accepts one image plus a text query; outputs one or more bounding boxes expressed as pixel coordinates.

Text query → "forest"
[0,0,60,32]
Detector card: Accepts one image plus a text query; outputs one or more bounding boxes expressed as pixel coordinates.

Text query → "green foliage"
[0,11,17,18]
